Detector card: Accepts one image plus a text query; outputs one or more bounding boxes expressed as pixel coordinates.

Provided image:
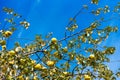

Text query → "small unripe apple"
[89,54,95,59]
[46,60,55,67]
[2,45,6,50]
[9,50,16,55]
[62,47,68,53]
[25,77,29,80]
[34,64,43,70]
[15,46,22,52]
[84,74,91,80]
[51,37,57,44]
[9,60,14,65]
[18,75,24,80]
[0,40,6,46]
[20,59,26,64]
[31,60,36,65]
[4,31,12,37]
[33,76,38,80]
[63,72,68,75]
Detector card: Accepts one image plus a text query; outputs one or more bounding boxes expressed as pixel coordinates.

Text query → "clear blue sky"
[0,0,120,78]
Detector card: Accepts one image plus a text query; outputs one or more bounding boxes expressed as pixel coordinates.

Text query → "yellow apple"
[51,37,57,44]
[7,75,13,79]
[63,72,68,75]
[20,59,26,64]
[0,40,6,46]
[34,64,43,70]
[62,47,68,53]
[31,60,36,65]
[2,45,6,50]
[89,54,95,59]
[84,74,91,80]
[46,60,55,67]
[9,50,16,55]
[9,60,14,65]
[15,46,22,52]
[33,76,38,80]
[53,51,59,56]
[4,31,12,37]
[18,75,24,80]
[25,77,29,80]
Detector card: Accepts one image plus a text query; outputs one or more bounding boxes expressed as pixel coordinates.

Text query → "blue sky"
[0,0,120,78]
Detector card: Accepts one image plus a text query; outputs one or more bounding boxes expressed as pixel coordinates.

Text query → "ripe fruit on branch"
[62,47,68,53]
[34,64,43,70]
[20,59,26,64]
[9,50,16,55]
[31,60,36,65]
[46,60,55,67]
[2,45,6,50]
[3,30,12,37]
[9,60,14,65]
[51,37,57,44]
[17,75,24,80]
[84,74,91,80]
[89,54,95,59]
[15,46,22,52]
[0,40,6,46]
[33,76,38,80]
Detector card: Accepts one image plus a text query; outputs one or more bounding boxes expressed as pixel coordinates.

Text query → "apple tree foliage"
[0,0,120,80]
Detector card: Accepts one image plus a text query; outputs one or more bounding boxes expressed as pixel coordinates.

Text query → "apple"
[4,31,12,37]
[31,60,36,65]
[89,54,95,59]
[84,74,91,80]
[62,47,68,53]
[46,60,55,67]
[18,75,24,80]
[20,59,26,64]
[63,72,68,75]
[25,77,29,80]
[9,50,16,55]
[15,46,22,52]
[51,37,57,44]
[33,76,38,80]
[0,40,6,46]
[34,64,43,70]
[9,60,14,65]
[2,45,6,50]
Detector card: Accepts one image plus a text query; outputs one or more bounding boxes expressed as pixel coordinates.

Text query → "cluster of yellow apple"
[34,60,55,69]
[0,31,12,50]
[8,47,22,55]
